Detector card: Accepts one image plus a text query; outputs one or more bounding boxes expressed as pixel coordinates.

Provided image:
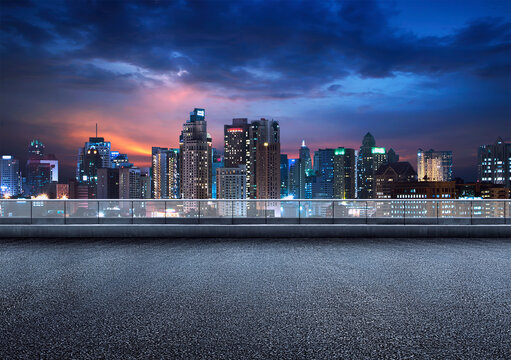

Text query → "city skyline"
[1,0,510,181]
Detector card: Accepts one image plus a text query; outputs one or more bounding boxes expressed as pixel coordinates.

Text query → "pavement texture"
[0,238,510,359]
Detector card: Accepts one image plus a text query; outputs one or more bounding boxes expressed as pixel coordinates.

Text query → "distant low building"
[375,162,417,199]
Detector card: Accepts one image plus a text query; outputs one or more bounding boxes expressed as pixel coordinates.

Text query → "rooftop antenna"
[302,139,306,147]
[96,123,98,137]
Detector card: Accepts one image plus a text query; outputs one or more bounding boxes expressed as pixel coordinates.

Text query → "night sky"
[1,0,510,181]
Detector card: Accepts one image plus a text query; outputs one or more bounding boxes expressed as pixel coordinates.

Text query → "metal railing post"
[30,200,33,225]
[365,201,368,224]
[97,201,100,224]
[198,200,201,224]
[298,200,301,224]
[436,201,439,225]
[165,201,167,224]
[231,200,234,224]
[470,200,473,225]
[332,200,334,224]
[64,200,66,225]
[403,200,406,225]
[265,200,268,224]
[131,200,134,224]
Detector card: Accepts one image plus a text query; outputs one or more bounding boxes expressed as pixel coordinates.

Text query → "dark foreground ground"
[0,238,510,359]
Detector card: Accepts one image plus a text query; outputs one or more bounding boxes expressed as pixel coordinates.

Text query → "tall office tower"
[119,167,142,199]
[248,119,280,199]
[357,133,388,199]
[417,148,453,182]
[387,148,400,163]
[151,147,179,199]
[212,148,224,199]
[298,140,312,198]
[26,155,58,196]
[375,162,417,199]
[217,165,247,216]
[77,136,112,182]
[111,152,133,168]
[224,118,250,197]
[288,158,299,198]
[179,108,212,199]
[280,154,289,198]
[478,137,511,189]
[25,139,58,196]
[28,139,45,158]
[0,155,22,197]
[313,149,335,198]
[139,167,151,199]
[97,168,120,199]
[83,148,102,198]
[333,147,356,199]
[248,118,280,199]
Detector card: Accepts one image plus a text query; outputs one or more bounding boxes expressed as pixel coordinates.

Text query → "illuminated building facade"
[477,137,511,189]
[357,133,387,199]
[249,119,280,199]
[298,140,312,199]
[179,108,212,199]
[0,155,21,197]
[217,165,247,216]
[417,148,453,182]
[151,147,179,199]
[375,162,417,199]
[224,118,250,198]
[313,149,335,199]
[333,147,356,199]
[280,154,288,198]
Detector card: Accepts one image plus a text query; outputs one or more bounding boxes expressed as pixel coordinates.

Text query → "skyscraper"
[357,133,387,199]
[280,154,289,198]
[224,118,250,198]
[417,148,453,182]
[217,165,247,216]
[0,155,21,197]
[298,140,312,199]
[211,148,224,199]
[477,137,511,189]
[82,148,102,198]
[26,139,58,196]
[151,147,179,199]
[179,108,212,199]
[313,149,335,198]
[249,118,280,199]
[333,147,356,199]
[288,158,299,198]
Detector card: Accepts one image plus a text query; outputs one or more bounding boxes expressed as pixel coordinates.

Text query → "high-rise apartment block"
[151,147,179,199]
[477,137,511,189]
[333,147,356,199]
[217,165,247,216]
[417,148,453,182]
[0,155,22,197]
[179,108,212,199]
[280,154,289,198]
[357,133,388,199]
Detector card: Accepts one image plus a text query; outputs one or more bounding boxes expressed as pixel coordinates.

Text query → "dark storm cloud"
[1,0,510,97]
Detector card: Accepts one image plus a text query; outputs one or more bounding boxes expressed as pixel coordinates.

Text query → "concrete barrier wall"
[1,224,510,238]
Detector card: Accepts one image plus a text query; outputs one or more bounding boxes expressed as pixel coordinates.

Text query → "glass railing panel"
[199,200,233,218]
[0,200,31,218]
[66,200,99,219]
[98,200,131,219]
[366,200,400,219]
[245,200,266,219]
[472,200,505,218]
[31,200,64,219]
[166,200,198,218]
[333,200,366,219]
[133,200,165,218]
[299,200,332,219]
[267,200,298,219]
[403,200,437,218]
